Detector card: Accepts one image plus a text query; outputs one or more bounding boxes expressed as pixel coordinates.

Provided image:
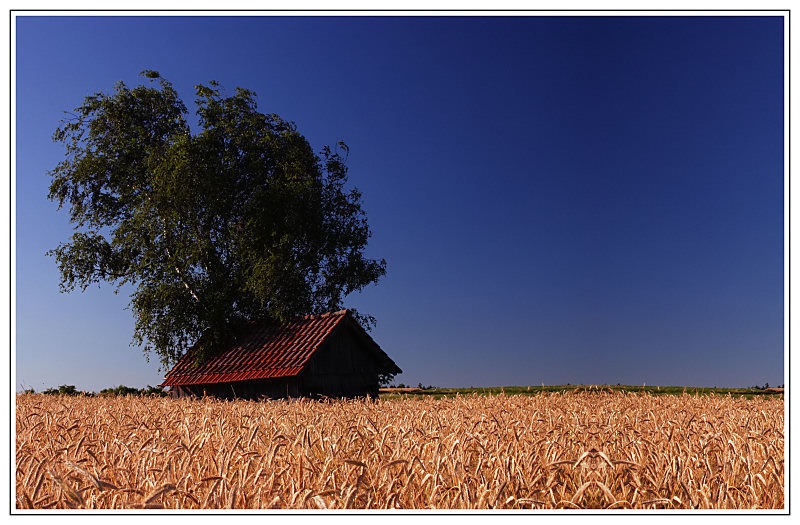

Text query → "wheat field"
[15,391,784,510]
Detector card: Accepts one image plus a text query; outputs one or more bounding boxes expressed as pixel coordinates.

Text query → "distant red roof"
[160,310,400,387]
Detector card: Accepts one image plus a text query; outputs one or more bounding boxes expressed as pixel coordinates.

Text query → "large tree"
[47,71,386,367]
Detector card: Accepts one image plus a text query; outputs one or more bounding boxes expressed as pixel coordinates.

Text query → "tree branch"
[137,184,204,306]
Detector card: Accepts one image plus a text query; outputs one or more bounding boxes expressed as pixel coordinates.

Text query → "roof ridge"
[297,309,349,321]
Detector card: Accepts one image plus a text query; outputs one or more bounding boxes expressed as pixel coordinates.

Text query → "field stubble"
[16,392,784,510]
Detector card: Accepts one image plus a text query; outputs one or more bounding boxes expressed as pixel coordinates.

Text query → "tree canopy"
[47,71,386,367]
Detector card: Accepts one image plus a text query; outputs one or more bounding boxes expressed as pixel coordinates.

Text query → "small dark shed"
[160,309,401,399]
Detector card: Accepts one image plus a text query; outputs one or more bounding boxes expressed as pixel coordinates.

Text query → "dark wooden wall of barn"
[299,322,380,398]
[171,377,301,400]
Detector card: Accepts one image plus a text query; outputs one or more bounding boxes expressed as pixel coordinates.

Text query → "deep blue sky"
[16,16,784,391]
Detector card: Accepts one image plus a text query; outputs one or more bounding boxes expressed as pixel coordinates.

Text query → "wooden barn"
[160,309,401,399]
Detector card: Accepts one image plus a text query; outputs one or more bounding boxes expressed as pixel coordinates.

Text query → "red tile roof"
[160,310,400,387]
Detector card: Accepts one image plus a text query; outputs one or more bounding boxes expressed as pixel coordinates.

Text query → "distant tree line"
[24,382,441,395]
[751,383,782,390]
[385,382,436,390]
[21,384,167,396]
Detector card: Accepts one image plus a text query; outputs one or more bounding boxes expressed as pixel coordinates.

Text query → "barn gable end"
[300,322,381,398]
